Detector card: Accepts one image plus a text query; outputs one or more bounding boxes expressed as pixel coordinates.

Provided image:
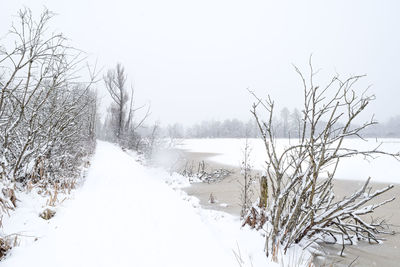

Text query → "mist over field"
[2,0,400,126]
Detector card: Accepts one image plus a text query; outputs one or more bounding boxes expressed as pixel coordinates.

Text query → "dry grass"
[0,187,17,216]
[0,235,18,259]
[0,167,84,260]
[39,208,56,220]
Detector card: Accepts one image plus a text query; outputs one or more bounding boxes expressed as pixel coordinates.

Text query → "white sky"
[1,0,400,126]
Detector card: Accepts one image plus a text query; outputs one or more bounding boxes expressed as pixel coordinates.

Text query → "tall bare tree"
[104,63,129,140]
[103,63,149,148]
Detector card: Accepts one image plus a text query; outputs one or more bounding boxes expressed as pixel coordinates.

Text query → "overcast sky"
[2,0,400,126]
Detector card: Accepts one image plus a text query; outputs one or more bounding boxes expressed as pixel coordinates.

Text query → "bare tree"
[103,63,149,147]
[244,59,399,260]
[280,107,290,138]
[103,63,129,140]
[289,108,301,138]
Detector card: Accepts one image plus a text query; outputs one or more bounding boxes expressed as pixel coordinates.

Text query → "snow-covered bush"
[0,8,97,213]
[245,60,399,260]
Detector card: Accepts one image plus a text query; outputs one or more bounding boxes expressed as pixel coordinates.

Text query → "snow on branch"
[244,58,399,261]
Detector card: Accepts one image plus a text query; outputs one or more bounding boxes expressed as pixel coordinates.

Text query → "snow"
[1,141,289,267]
[181,138,400,184]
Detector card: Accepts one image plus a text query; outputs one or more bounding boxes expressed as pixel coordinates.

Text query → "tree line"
[165,111,400,139]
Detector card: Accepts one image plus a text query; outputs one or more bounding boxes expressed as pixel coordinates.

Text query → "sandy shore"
[176,150,400,267]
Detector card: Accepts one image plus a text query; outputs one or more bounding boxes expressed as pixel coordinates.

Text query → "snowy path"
[2,141,240,267]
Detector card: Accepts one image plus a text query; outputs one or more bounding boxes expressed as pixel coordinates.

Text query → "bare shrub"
[239,139,256,218]
[0,8,97,188]
[244,59,399,258]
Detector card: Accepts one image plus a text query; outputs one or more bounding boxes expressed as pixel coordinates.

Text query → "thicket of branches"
[0,9,97,214]
[243,61,399,260]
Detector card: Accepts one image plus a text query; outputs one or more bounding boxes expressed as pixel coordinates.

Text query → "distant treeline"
[164,108,400,139]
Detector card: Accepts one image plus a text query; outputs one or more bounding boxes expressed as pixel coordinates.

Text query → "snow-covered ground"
[1,141,308,267]
[181,138,400,184]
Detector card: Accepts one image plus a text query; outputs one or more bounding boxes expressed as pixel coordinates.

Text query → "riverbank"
[178,149,400,267]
